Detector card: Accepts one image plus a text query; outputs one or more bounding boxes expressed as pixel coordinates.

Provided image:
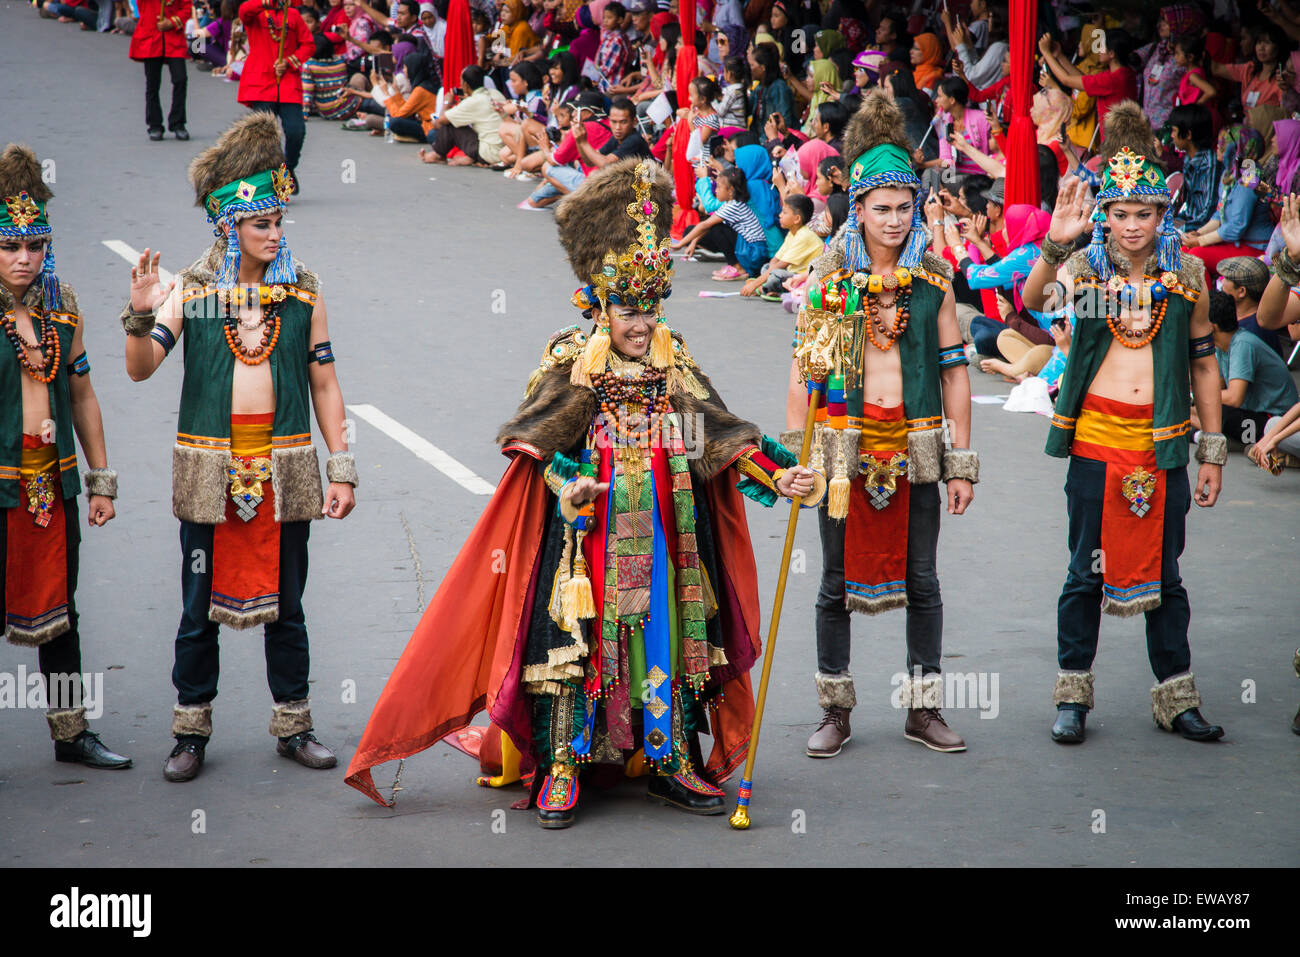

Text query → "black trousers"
[142,56,188,131]
[172,519,312,709]
[431,124,482,162]
[1055,456,1193,707]
[815,483,945,676]
[247,101,306,173]
[696,220,739,266]
[1,497,84,708]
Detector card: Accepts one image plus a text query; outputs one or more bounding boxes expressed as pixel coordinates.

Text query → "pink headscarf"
[1275,119,1300,198]
[1003,204,1051,251]
[797,138,839,199]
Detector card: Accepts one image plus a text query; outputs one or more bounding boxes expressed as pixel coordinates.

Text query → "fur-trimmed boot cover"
[815,672,857,709]
[269,698,313,738]
[1151,672,1200,731]
[46,707,88,742]
[1053,670,1095,710]
[171,702,213,738]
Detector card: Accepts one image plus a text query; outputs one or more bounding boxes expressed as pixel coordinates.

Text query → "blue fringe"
[1156,205,1180,272]
[1085,218,1110,282]
[40,238,61,311]
[265,236,297,285]
[216,219,241,291]
[899,202,927,270]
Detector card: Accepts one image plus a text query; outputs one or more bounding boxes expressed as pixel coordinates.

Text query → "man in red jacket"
[238,0,315,190]
[129,0,193,141]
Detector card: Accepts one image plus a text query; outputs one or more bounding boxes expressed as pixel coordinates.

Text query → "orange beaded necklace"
[2,308,60,384]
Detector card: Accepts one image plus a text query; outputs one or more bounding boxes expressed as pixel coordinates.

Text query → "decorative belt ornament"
[862,452,908,510]
[1121,466,1156,517]
[24,468,56,527]
[227,455,272,521]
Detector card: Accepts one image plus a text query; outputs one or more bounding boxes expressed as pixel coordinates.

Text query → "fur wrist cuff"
[1195,432,1227,466]
[942,448,979,483]
[1273,247,1300,287]
[326,451,358,487]
[120,300,156,337]
[1039,235,1074,267]
[83,468,118,499]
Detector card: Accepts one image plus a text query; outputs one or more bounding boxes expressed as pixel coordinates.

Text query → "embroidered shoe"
[536,764,578,829]
[646,766,725,814]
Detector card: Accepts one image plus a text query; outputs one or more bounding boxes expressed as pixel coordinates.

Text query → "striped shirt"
[717,200,768,244]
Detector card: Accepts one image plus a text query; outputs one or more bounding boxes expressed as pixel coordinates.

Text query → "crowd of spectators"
[33,0,1300,470]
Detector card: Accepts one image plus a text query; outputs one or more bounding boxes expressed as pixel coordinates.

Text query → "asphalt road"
[1,9,1297,868]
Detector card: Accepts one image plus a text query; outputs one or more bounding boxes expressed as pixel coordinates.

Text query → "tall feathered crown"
[0,144,61,309]
[188,113,296,289]
[554,158,676,385]
[840,90,926,274]
[1087,100,1179,279]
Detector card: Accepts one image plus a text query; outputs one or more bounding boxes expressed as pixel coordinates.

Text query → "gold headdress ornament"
[554,158,675,387]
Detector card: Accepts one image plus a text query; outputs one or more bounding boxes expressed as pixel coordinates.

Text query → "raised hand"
[130,248,172,313]
[1048,178,1093,245]
[1279,193,1300,258]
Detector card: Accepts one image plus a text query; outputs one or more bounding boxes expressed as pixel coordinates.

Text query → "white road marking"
[346,404,496,495]
[102,240,175,286]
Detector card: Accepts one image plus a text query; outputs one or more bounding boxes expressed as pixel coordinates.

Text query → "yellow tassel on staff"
[730,382,823,830]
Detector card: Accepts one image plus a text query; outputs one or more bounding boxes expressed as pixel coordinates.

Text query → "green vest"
[0,291,81,508]
[177,286,316,443]
[1046,254,1199,470]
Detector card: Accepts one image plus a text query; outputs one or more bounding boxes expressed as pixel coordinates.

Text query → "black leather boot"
[1050,708,1087,744]
[54,730,133,769]
[1169,707,1224,741]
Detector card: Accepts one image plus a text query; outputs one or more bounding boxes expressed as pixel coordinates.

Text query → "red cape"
[345,451,762,807]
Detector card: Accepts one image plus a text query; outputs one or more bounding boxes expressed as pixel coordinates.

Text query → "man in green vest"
[790,91,978,758]
[1,144,130,769]
[1021,102,1226,745]
[121,114,358,782]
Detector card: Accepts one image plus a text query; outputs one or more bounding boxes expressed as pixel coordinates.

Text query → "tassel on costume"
[40,239,61,312]
[649,319,674,369]
[571,317,610,387]
[265,235,297,285]
[825,426,861,521]
[560,553,595,631]
[1085,213,1109,282]
[1156,205,1181,272]
[217,217,241,290]
[898,202,928,270]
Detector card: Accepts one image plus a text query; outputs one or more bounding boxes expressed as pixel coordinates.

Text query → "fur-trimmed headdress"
[188,113,296,290]
[839,89,926,274]
[554,158,676,384]
[0,144,61,310]
[1087,100,1179,280]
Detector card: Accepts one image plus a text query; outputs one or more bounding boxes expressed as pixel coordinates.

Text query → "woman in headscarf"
[1065,23,1105,151]
[370,48,442,141]
[791,135,838,213]
[1272,119,1300,199]
[1135,4,1201,130]
[909,31,944,96]
[569,4,601,68]
[490,0,540,66]
[786,29,842,134]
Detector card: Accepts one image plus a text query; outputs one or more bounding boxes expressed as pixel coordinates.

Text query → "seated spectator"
[1039,28,1138,137]
[518,92,611,209]
[716,56,749,129]
[1217,256,1294,360]
[331,0,378,75]
[1197,289,1300,445]
[496,61,547,168]
[1169,104,1222,231]
[748,43,794,136]
[569,95,651,169]
[909,31,944,97]
[416,2,445,58]
[683,76,722,159]
[673,166,769,281]
[741,194,820,299]
[303,33,362,120]
[370,48,441,142]
[946,5,1008,91]
[1185,128,1275,276]
[935,76,992,178]
[189,0,238,71]
[418,64,509,166]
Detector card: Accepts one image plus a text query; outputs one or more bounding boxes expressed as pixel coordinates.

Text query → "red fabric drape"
[1004,0,1039,208]
[671,0,700,233]
[443,0,474,95]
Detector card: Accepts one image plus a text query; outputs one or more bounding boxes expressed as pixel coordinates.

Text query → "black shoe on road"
[54,730,133,769]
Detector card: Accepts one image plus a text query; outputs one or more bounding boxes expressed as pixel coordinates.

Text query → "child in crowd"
[303,33,361,121]
[497,61,548,172]
[673,166,769,281]
[741,194,822,299]
[686,75,723,160]
[717,56,750,129]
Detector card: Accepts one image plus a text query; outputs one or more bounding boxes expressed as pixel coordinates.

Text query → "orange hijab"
[499,0,539,57]
[912,32,944,92]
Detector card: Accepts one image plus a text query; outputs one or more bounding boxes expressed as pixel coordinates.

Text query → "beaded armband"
[1039,235,1074,267]
[734,447,785,494]
[938,343,968,369]
[1188,333,1214,360]
[67,352,91,377]
[1194,432,1227,467]
[120,300,156,337]
[941,448,980,484]
[325,451,359,487]
[151,324,177,356]
[308,340,335,364]
[83,468,118,500]
[1273,248,1300,288]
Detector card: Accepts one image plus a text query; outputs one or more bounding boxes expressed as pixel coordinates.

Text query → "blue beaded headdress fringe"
[843,170,925,274]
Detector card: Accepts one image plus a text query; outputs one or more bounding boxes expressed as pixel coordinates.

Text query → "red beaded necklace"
[592,367,669,445]
[2,308,60,384]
